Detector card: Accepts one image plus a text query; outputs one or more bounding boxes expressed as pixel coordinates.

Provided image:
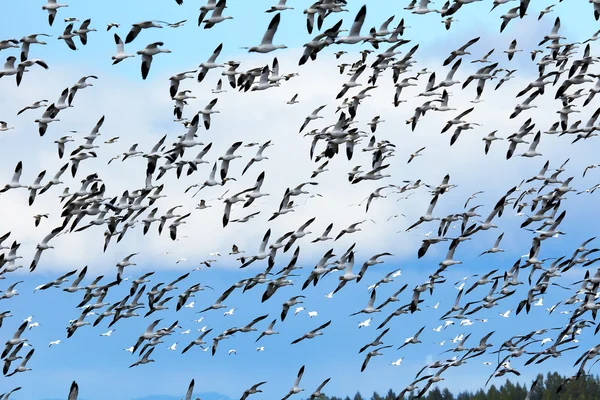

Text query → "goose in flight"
[291,321,331,344]
[200,98,220,129]
[361,345,392,372]
[17,100,48,116]
[336,5,370,45]
[0,39,18,51]
[137,42,171,80]
[219,141,243,180]
[198,0,218,25]
[443,37,480,66]
[266,0,294,12]
[42,0,68,26]
[203,0,233,29]
[413,0,438,14]
[19,34,50,62]
[504,39,522,61]
[246,13,287,53]
[0,281,22,300]
[406,195,440,231]
[129,347,155,368]
[30,226,62,272]
[27,170,46,205]
[256,319,279,342]
[198,285,235,313]
[112,34,135,65]
[58,23,77,51]
[116,253,138,282]
[243,141,273,175]
[5,348,34,377]
[68,76,97,106]
[125,21,166,43]
[198,43,223,82]
[281,365,305,400]
[241,381,267,400]
[73,19,96,45]
[0,161,25,194]
[299,105,326,133]
[335,221,366,241]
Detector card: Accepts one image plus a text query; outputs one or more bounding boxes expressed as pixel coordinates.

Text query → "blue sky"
[1,0,600,399]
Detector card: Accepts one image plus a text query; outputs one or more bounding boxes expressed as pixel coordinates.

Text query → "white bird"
[48,340,61,347]
[307,311,318,318]
[224,308,236,316]
[358,318,372,328]
[42,0,69,26]
[499,309,512,318]
[198,43,223,82]
[294,306,305,315]
[137,42,171,80]
[391,358,403,366]
[246,13,287,53]
[100,330,115,337]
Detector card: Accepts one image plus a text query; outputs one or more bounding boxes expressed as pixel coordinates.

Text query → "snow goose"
[68,76,97,105]
[0,161,25,194]
[17,100,48,115]
[212,78,226,94]
[218,141,243,179]
[5,348,34,377]
[444,37,479,66]
[15,58,48,87]
[281,365,306,400]
[0,121,13,132]
[200,98,220,129]
[0,39,18,51]
[129,347,155,368]
[125,21,166,44]
[168,70,197,97]
[412,0,438,14]
[247,13,287,53]
[251,65,280,91]
[308,378,331,400]
[111,34,135,65]
[29,227,62,271]
[336,5,370,44]
[137,42,171,80]
[198,43,223,82]
[519,130,542,157]
[198,0,218,25]
[504,39,522,61]
[500,7,520,32]
[299,105,326,132]
[19,34,50,62]
[42,0,68,26]
[266,0,294,12]
[241,382,267,400]
[0,56,17,78]
[73,19,96,45]
[361,345,392,372]
[58,23,77,50]
[0,281,22,300]
[203,0,233,29]
[27,170,46,205]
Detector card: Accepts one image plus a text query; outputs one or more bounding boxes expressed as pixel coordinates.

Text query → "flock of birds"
[3,0,600,399]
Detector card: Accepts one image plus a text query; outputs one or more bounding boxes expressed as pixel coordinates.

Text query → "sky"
[1,0,600,399]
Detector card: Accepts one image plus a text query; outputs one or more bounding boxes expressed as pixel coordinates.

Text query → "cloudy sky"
[1,0,600,399]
